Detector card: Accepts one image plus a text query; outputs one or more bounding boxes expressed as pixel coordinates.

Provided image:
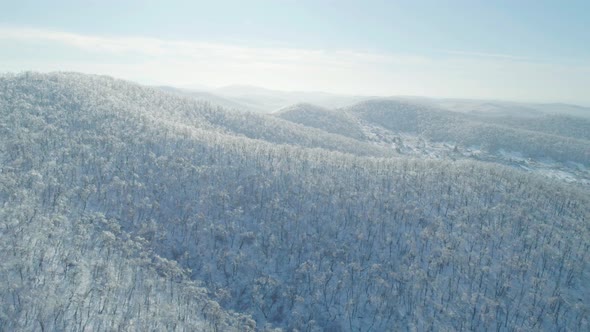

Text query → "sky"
[1,0,589,104]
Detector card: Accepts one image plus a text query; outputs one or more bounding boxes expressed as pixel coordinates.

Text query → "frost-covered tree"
[0,72,588,331]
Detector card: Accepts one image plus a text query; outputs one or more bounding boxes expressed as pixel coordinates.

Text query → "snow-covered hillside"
[274,103,366,140]
[1,72,589,331]
[276,100,590,188]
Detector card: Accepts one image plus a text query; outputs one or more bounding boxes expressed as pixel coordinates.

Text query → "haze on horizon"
[1,0,589,105]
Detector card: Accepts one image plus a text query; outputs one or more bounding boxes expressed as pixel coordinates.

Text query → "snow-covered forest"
[276,101,590,187]
[1,72,589,331]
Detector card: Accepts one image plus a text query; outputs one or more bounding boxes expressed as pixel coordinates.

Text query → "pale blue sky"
[1,0,589,103]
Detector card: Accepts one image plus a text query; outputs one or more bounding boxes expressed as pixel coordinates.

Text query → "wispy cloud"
[0,26,428,68]
[439,49,532,61]
[1,26,589,103]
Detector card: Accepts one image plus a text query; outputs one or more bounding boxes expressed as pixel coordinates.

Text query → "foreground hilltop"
[1,72,588,331]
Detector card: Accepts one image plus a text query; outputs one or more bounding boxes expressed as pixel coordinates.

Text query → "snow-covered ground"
[359,120,590,188]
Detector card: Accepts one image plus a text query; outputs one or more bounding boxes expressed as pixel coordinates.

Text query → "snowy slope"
[1,72,589,331]
[274,103,366,140]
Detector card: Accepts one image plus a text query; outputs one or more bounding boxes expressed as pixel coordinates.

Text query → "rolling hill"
[274,103,366,141]
[1,72,589,331]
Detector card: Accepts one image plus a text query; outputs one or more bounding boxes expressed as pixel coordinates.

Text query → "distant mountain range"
[157,84,372,113]
[156,84,590,118]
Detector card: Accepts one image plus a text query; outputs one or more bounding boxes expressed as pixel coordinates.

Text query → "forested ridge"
[344,99,590,165]
[1,72,589,331]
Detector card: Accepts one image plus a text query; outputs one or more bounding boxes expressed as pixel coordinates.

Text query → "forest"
[0,72,588,331]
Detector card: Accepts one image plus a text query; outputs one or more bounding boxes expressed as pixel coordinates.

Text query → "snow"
[356,119,590,189]
[1,72,588,331]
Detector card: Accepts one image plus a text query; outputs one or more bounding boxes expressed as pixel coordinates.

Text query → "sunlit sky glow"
[1,0,589,104]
